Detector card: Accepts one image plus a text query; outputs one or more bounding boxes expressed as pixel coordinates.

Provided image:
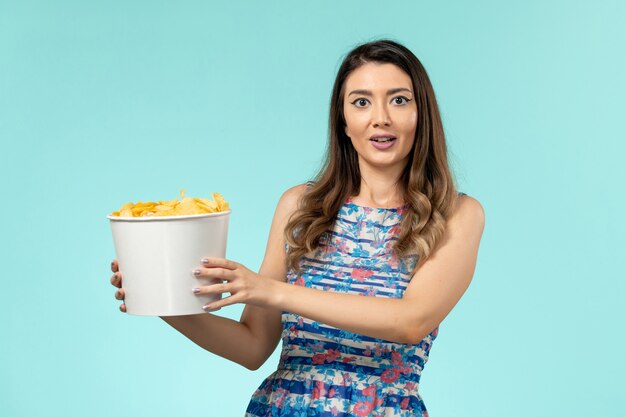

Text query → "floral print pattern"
[245,190,466,416]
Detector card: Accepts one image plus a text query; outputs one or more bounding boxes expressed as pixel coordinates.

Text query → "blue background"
[1,1,624,416]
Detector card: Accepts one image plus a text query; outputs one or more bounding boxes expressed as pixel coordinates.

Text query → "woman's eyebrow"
[348,87,413,96]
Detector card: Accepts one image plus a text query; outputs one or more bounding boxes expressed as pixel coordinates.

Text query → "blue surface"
[0,1,624,416]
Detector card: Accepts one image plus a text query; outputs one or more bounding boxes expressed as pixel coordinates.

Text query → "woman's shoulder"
[456,191,483,212]
[452,192,485,234]
[282,182,310,202]
[275,182,311,218]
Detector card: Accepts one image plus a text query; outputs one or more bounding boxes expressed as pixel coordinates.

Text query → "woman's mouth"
[369,136,397,150]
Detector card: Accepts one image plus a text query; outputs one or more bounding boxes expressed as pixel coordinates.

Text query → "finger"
[111,259,119,273]
[193,267,234,281]
[193,281,232,296]
[119,303,127,313]
[114,288,126,300]
[201,257,238,270]
[110,273,123,288]
[202,293,242,312]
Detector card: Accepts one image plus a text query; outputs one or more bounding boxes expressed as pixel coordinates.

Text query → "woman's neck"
[353,163,405,208]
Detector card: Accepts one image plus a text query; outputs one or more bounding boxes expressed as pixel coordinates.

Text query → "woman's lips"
[369,138,396,150]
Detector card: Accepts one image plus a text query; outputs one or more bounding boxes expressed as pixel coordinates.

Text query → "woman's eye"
[352,98,369,108]
[393,96,411,105]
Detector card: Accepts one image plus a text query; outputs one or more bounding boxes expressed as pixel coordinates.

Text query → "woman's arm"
[195,195,485,345]
[235,186,308,366]
[113,184,308,370]
[159,314,262,370]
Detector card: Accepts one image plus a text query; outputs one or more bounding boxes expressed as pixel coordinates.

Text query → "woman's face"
[343,62,417,174]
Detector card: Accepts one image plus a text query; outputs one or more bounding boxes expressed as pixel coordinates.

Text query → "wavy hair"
[284,39,460,275]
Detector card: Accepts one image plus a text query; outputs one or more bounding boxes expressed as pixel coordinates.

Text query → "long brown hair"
[284,39,460,275]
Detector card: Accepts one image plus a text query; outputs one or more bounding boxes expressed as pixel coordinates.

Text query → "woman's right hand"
[110,260,127,313]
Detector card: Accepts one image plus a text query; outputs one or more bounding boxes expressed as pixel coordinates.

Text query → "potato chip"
[212,192,229,211]
[110,189,229,217]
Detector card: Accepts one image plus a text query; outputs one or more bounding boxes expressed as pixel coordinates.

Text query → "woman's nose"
[372,103,391,127]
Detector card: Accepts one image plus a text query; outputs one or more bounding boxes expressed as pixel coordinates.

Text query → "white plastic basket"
[107,211,230,316]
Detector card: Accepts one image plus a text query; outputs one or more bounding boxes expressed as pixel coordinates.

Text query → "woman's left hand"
[192,257,271,312]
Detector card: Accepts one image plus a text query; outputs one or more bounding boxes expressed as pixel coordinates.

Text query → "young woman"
[110,39,485,416]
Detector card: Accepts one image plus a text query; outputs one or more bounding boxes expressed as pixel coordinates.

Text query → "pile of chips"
[110,189,229,217]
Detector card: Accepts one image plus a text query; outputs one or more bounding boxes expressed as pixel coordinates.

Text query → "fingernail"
[202,304,211,311]
[193,269,201,276]
[192,287,200,294]
[201,258,209,264]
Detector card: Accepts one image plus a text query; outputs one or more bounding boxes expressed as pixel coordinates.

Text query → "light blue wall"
[1,1,624,416]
